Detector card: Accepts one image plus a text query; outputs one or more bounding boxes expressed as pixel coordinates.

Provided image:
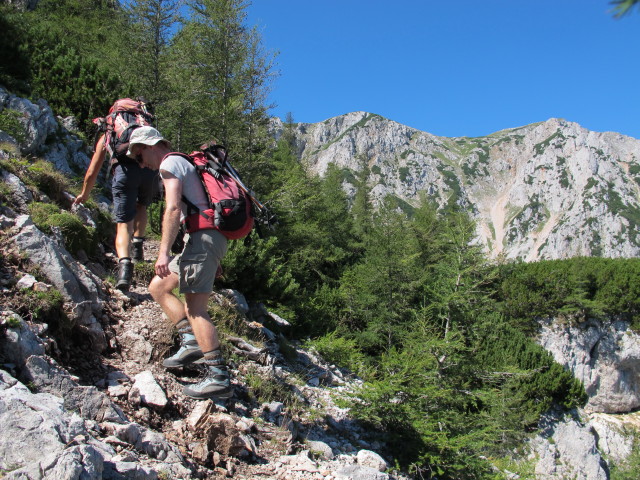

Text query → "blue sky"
[246,1,640,139]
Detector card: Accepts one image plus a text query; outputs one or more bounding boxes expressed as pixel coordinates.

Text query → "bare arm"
[155,171,182,277]
[74,134,107,205]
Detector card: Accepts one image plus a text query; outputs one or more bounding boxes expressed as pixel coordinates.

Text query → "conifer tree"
[420,208,496,342]
[28,0,129,74]
[163,0,275,157]
[126,0,180,116]
[350,156,373,239]
[12,0,132,131]
[339,198,423,352]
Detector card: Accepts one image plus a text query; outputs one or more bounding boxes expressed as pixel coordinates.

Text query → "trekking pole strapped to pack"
[202,146,277,233]
[203,148,269,214]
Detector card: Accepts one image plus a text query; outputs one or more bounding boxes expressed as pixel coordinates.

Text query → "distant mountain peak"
[275,114,640,261]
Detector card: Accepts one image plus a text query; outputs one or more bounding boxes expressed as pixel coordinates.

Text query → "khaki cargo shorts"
[168,229,228,294]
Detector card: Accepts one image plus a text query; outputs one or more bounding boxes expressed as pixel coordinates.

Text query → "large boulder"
[11,215,108,350]
[0,369,109,479]
[0,86,58,155]
[23,354,127,423]
[0,87,91,173]
[529,411,609,480]
[0,311,45,369]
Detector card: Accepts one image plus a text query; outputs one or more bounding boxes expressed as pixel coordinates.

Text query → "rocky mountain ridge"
[273,112,640,261]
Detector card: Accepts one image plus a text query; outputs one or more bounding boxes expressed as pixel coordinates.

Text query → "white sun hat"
[126,126,165,158]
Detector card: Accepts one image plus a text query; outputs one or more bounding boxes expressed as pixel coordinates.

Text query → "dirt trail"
[526,213,559,262]
[478,184,512,258]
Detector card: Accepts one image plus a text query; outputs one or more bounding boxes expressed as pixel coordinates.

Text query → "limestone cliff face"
[537,318,640,414]
[274,113,640,261]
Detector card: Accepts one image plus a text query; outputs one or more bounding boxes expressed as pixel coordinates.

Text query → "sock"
[133,236,145,243]
[176,318,192,334]
[119,257,132,263]
[203,349,225,366]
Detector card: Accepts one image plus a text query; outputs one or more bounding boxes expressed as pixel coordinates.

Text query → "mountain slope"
[275,112,640,261]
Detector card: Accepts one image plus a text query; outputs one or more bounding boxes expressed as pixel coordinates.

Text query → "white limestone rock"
[538,317,640,413]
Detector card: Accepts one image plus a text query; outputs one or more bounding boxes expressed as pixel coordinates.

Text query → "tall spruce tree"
[338,198,423,353]
[163,0,275,158]
[126,0,180,117]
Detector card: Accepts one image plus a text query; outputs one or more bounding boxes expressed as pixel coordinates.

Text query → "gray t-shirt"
[159,154,208,221]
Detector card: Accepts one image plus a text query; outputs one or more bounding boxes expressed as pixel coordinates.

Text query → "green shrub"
[5,287,66,326]
[27,159,71,203]
[23,289,65,324]
[243,364,303,415]
[498,257,640,331]
[28,202,98,256]
[305,331,368,376]
[0,109,26,144]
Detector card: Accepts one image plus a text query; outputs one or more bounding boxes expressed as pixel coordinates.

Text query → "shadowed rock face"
[538,317,640,413]
[274,113,640,262]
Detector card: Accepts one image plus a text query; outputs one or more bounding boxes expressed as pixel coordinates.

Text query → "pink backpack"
[93,98,154,162]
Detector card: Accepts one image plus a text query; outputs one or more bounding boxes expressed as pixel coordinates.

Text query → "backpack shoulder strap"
[162,152,193,163]
[160,152,204,215]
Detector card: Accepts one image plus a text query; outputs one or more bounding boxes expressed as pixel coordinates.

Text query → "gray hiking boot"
[115,258,133,291]
[183,365,233,400]
[162,333,204,368]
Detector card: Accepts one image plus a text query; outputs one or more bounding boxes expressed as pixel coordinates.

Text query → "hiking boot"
[115,258,133,291]
[183,365,233,400]
[162,333,204,368]
[131,238,144,262]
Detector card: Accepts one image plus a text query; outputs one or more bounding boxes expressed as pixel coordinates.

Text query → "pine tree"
[339,198,423,352]
[163,0,275,156]
[126,0,180,116]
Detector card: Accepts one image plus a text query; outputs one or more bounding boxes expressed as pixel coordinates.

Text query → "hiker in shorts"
[125,126,232,400]
[74,133,158,291]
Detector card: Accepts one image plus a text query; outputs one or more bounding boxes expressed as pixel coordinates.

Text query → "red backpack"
[165,147,255,240]
[93,98,155,162]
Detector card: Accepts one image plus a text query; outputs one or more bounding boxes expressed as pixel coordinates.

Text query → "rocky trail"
[1,231,409,480]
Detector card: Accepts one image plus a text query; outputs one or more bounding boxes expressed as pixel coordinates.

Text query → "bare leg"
[133,204,148,238]
[184,292,220,353]
[149,273,185,326]
[181,291,232,399]
[115,221,134,259]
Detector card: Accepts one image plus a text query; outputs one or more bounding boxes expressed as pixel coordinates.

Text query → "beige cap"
[126,126,165,157]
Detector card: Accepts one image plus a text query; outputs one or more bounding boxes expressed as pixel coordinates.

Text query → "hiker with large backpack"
[73,98,159,291]
[126,125,255,400]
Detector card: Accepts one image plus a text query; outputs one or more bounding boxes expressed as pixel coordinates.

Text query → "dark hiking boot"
[131,238,144,262]
[162,333,204,368]
[183,365,233,400]
[115,258,133,291]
